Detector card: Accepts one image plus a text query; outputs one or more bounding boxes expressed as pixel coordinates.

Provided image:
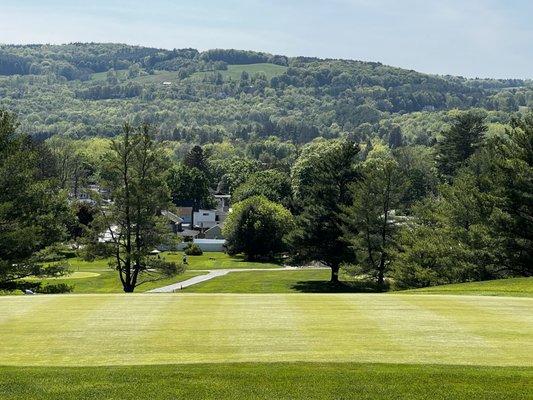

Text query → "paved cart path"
[147,266,322,293]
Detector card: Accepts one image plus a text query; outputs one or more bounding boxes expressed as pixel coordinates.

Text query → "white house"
[193,209,218,230]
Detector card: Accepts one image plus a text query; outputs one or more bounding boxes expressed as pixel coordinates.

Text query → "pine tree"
[437,110,487,181]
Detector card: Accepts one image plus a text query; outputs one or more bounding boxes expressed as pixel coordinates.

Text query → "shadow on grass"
[291,280,384,293]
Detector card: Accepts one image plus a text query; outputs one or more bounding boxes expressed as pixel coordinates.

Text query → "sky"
[1,0,532,79]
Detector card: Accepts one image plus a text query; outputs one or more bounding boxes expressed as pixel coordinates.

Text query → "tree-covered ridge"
[0,43,531,143]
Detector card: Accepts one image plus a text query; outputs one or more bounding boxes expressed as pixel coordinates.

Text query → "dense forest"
[0,43,531,145]
[0,43,531,293]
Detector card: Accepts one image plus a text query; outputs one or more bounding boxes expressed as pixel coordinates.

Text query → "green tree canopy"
[223,196,293,260]
[93,123,181,292]
[343,143,407,289]
[288,139,359,282]
[436,110,487,181]
[232,169,292,208]
[167,164,214,209]
[184,145,209,175]
[0,109,73,291]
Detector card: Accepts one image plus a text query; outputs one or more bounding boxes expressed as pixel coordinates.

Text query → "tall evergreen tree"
[0,110,72,291]
[493,114,533,276]
[436,110,487,181]
[288,139,359,282]
[343,144,406,290]
[184,145,208,175]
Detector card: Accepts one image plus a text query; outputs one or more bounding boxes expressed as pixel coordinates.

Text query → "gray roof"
[161,210,184,224]
[176,229,199,238]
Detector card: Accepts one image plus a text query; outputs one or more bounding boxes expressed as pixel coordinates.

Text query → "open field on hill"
[404,277,533,297]
[0,293,531,367]
[0,362,530,400]
[90,69,128,81]
[90,63,288,84]
[192,63,288,80]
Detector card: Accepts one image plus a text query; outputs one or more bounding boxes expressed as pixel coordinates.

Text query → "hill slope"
[0,43,531,142]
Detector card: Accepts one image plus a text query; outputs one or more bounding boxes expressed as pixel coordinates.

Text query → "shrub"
[184,243,203,256]
[38,283,73,294]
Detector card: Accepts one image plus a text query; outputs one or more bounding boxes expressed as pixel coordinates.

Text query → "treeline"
[221,110,533,288]
[200,49,289,66]
[1,108,531,293]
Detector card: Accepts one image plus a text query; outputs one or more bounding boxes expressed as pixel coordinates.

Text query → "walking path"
[147,266,315,293]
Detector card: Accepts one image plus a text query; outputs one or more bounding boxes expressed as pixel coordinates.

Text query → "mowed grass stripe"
[0,293,531,367]
[400,295,533,365]
[1,363,531,400]
[286,295,398,361]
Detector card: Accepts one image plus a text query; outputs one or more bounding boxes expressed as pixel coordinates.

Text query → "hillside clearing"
[89,63,288,85]
[192,63,288,80]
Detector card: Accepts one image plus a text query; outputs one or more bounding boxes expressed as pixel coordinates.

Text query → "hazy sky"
[2,0,532,78]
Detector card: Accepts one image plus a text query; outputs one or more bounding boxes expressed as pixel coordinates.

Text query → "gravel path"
[147,266,308,293]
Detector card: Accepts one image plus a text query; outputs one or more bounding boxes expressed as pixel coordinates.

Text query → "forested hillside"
[1,43,532,293]
[0,43,531,144]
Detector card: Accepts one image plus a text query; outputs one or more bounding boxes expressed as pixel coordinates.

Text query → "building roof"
[161,210,183,224]
[176,229,200,238]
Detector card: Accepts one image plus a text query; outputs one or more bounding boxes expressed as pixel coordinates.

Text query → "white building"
[193,209,218,230]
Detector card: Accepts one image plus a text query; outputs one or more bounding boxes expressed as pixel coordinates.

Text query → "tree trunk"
[377,257,385,291]
[330,264,340,283]
[123,283,135,293]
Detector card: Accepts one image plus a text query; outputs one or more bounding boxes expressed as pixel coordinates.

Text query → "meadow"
[191,63,288,80]
[90,63,288,85]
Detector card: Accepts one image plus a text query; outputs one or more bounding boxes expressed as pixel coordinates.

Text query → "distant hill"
[0,43,531,143]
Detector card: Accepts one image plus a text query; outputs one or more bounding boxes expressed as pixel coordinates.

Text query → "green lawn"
[0,362,530,400]
[182,268,389,293]
[163,251,282,271]
[21,252,280,294]
[183,269,330,293]
[0,293,530,367]
[403,277,533,297]
[37,269,203,293]
[31,256,202,294]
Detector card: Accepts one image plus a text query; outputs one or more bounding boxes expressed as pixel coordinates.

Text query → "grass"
[403,277,533,297]
[0,293,531,367]
[192,63,288,80]
[32,256,203,294]
[163,251,282,271]
[182,269,362,293]
[90,64,287,85]
[17,252,279,294]
[0,362,530,400]
[37,269,203,293]
[90,69,128,81]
